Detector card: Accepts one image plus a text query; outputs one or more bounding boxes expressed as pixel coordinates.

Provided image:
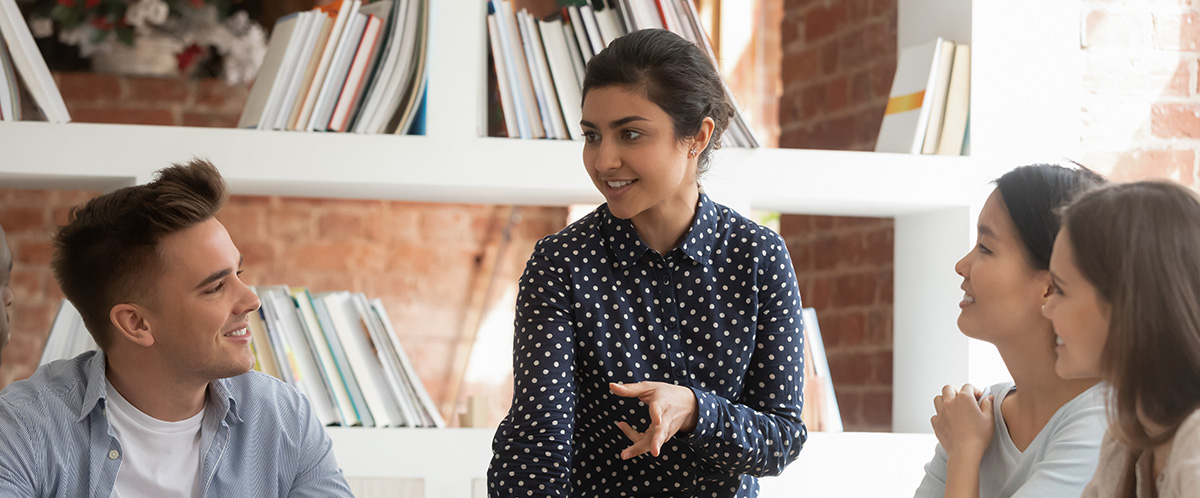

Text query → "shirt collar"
[600,193,719,269]
[79,349,244,424]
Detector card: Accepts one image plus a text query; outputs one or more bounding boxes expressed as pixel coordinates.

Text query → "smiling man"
[0,160,352,497]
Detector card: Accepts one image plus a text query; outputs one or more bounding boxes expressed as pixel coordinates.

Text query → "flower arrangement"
[24,0,267,84]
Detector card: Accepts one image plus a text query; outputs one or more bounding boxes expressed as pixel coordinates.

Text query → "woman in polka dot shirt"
[487,29,807,498]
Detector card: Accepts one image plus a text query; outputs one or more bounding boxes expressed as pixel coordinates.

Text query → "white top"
[105,380,205,498]
[1082,407,1200,498]
[913,381,1108,498]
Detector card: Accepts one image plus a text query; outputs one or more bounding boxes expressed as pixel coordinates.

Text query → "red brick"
[820,42,840,75]
[265,209,314,243]
[827,76,850,113]
[8,269,41,298]
[123,77,190,104]
[863,226,894,266]
[12,302,54,336]
[781,18,800,47]
[805,2,846,42]
[877,270,893,304]
[871,59,896,99]
[1083,10,1153,49]
[845,0,870,21]
[1104,149,1197,185]
[866,308,893,344]
[193,79,250,109]
[869,0,896,18]
[56,72,122,103]
[823,311,865,348]
[14,240,52,266]
[781,48,820,88]
[861,390,892,430]
[807,276,834,310]
[1153,12,1200,50]
[316,211,367,240]
[871,350,893,384]
[1151,103,1200,138]
[834,391,863,427]
[828,352,873,385]
[832,272,877,308]
[1084,54,1197,98]
[69,107,178,126]
[4,190,53,205]
[0,207,48,234]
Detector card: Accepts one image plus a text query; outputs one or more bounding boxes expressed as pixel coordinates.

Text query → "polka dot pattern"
[488,194,808,497]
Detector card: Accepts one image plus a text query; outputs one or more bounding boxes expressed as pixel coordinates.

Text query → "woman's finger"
[615,421,643,443]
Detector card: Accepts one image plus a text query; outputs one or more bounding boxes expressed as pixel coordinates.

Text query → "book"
[259,285,341,426]
[294,0,356,131]
[521,11,568,139]
[0,0,69,123]
[328,13,385,132]
[935,44,970,156]
[800,308,842,432]
[385,0,429,135]
[319,291,405,427]
[577,5,607,53]
[498,0,545,138]
[539,18,583,139]
[351,293,417,427]
[488,14,519,138]
[561,22,586,87]
[307,1,365,131]
[566,6,595,63]
[0,35,12,121]
[875,38,950,154]
[238,12,304,129]
[270,12,326,131]
[311,295,375,427]
[247,303,282,379]
[291,287,360,426]
[489,0,532,139]
[285,12,336,130]
[371,299,445,427]
[920,39,956,154]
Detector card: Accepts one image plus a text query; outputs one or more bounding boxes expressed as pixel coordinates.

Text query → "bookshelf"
[0,0,1084,493]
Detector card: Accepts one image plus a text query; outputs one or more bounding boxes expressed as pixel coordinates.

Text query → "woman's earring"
[689,148,698,157]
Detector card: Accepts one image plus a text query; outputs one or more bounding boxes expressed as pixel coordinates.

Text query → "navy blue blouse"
[488,194,807,498]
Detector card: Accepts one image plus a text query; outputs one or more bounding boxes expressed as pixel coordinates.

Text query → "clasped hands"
[609,381,699,460]
[931,383,995,458]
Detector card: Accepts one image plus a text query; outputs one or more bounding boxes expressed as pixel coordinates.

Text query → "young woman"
[914,164,1109,498]
[1045,181,1200,497]
[487,29,806,498]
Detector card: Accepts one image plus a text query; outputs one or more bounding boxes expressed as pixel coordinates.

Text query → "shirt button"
[108,449,120,460]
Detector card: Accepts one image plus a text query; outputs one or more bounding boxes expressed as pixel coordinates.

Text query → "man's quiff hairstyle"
[51,159,228,349]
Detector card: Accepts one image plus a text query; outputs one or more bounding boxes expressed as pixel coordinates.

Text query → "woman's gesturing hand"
[931,383,995,458]
[609,382,699,459]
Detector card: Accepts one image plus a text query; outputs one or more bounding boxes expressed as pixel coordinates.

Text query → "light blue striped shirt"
[0,350,353,497]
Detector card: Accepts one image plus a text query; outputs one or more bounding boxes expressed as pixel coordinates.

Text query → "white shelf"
[0,121,1009,216]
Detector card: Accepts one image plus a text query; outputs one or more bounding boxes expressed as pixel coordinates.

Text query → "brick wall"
[1078,0,1200,183]
[0,73,569,427]
[778,0,897,432]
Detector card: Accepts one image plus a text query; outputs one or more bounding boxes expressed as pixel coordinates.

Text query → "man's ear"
[110,303,155,348]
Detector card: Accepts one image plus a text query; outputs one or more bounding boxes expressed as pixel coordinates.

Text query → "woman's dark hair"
[582,28,735,176]
[1059,181,1200,493]
[993,164,1106,270]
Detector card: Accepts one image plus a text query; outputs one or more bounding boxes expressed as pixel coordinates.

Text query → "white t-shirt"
[105,380,205,498]
[913,381,1108,498]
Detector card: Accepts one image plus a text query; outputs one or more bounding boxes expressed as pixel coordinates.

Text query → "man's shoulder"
[218,370,310,419]
[0,351,96,414]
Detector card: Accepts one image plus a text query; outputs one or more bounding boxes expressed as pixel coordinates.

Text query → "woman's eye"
[621,129,642,140]
[583,131,599,143]
[977,243,992,255]
[206,282,225,295]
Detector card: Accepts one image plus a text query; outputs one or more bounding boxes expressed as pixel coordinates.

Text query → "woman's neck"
[631,185,700,256]
[994,326,1098,429]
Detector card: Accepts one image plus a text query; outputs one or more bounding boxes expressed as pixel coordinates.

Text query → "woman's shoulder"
[1170,406,1200,454]
[533,206,607,252]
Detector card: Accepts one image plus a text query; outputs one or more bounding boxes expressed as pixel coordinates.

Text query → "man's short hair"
[51,159,228,349]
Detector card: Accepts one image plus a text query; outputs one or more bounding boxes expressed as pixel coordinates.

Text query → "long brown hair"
[1061,180,1200,493]
[51,158,228,349]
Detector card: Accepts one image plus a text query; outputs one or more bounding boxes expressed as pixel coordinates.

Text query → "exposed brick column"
[778,0,898,432]
[1079,1,1200,183]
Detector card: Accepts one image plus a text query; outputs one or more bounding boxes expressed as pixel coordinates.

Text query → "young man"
[0,160,353,497]
[0,223,13,365]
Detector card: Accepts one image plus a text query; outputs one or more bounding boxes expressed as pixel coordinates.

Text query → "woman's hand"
[609,382,699,459]
[931,384,995,458]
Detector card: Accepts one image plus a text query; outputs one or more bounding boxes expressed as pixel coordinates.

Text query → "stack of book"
[238,0,429,135]
[486,0,758,147]
[41,287,444,428]
[875,37,971,156]
[0,0,69,123]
